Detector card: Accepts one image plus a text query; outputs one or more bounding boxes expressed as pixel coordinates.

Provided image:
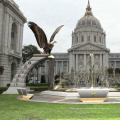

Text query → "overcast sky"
[14,0,120,53]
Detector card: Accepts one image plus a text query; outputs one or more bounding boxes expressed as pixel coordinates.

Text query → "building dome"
[76,0,101,28]
[77,16,101,28]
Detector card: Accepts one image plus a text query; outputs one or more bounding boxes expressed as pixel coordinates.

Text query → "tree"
[41,75,45,83]
[22,44,41,63]
[108,68,113,74]
[115,68,120,74]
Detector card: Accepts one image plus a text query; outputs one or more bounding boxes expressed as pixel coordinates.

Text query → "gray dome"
[76,0,101,28]
[77,16,101,28]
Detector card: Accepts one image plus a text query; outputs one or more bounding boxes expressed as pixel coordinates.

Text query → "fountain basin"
[77,88,109,102]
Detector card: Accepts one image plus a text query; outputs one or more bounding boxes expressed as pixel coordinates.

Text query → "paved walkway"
[17,91,120,104]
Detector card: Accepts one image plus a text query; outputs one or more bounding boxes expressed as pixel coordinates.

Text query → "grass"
[0,95,120,120]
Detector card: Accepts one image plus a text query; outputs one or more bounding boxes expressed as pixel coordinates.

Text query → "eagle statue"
[28,21,64,54]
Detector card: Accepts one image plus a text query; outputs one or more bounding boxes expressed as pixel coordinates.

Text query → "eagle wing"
[49,25,64,43]
[28,21,47,48]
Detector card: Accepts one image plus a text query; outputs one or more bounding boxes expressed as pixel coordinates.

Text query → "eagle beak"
[28,21,31,27]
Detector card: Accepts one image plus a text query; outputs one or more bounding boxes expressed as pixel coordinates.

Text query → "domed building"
[1,0,120,86]
[68,0,110,72]
[41,0,120,77]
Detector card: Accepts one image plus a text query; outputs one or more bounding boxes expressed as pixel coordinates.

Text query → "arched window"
[11,22,17,51]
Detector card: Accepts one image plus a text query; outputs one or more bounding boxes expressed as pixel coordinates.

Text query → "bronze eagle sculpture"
[28,21,64,54]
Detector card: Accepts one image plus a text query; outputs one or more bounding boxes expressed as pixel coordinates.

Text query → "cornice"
[68,43,110,52]
[0,0,27,23]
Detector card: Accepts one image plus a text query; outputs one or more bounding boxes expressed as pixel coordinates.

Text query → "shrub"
[26,83,48,86]
[30,86,48,91]
[108,68,113,74]
[0,87,8,94]
[115,68,120,74]
[7,84,10,87]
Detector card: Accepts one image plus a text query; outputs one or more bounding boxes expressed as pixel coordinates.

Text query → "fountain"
[77,53,109,102]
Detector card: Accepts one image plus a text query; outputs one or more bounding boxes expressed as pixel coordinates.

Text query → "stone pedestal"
[77,88,109,102]
[48,57,55,89]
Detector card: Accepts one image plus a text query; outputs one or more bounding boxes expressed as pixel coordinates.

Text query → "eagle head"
[28,21,37,28]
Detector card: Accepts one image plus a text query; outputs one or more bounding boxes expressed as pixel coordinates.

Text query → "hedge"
[26,83,48,86]
[30,86,48,91]
[0,87,8,94]
[7,83,49,87]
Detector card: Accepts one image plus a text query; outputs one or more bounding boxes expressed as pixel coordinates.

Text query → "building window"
[11,28,14,39]
[76,36,78,43]
[99,36,101,43]
[81,36,84,42]
[87,36,90,42]
[94,36,96,42]
[11,22,17,51]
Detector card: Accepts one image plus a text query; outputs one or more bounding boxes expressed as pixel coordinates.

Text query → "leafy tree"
[115,68,120,74]
[22,44,41,63]
[41,75,45,83]
[108,68,113,74]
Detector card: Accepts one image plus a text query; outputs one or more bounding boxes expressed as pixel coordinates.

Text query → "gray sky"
[14,0,120,53]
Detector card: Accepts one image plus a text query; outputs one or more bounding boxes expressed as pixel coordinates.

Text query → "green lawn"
[0,94,120,120]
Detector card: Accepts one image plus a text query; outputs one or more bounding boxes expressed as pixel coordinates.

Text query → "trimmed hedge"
[26,83,48,86]
[7,83,49,87]
[7,84,10,87]
[0,87,8,94]
[30,86,48,91]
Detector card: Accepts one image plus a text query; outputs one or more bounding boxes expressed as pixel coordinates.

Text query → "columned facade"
[0,0,26,86]
[68,1,110,72]
[1,0,120,86]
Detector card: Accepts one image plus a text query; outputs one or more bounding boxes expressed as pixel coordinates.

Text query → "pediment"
[72,43,109,51]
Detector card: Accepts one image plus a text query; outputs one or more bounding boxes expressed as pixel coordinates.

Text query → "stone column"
[73,54,76,70]
[67,61,69,73]
[39,67,41,83]
[5,13,9,48]
[115,61,116,68]
[56,61,58,74]
[69,53,73,73]
[48,58,55,89]
[8,16,12,49]
[20,25,24,56]
[106,53,109,68]
[103,54,106,67]
[100,54,102,67]
[76,54,78,72]
[62,61,63,72]
[45,61,47,73]
[17,23,20,53]
[84,54,86,66]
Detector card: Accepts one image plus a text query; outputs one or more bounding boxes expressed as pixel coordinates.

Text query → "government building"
[42,1,120,75]
[0,0,120,86]
[0,0,26,87]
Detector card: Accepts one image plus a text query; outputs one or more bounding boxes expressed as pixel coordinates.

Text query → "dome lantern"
[85,0,93,16]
